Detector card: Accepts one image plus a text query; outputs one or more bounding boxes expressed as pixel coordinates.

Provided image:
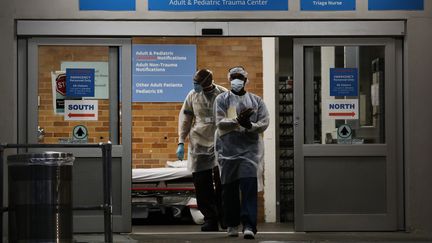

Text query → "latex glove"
[237,108,254,129]
[176,143,185,160]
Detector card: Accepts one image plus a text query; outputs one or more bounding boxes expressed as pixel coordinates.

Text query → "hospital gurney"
[132,166,204,224]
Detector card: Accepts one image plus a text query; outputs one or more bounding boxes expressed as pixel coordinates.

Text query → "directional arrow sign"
[73,125,88,140]
[64,100,98,121]
[325,99,358,120]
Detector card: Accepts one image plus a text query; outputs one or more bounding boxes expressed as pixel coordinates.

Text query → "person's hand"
[237,108,254,129]
[176,143,185,160]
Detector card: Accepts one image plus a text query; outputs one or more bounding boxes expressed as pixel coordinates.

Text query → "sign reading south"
[132,44,196,102]
[301,0,355,11]
[148,0,288,11]
[66,68,95,97]
[64,100,98,121]
[325,99,359,120]
[330,68,358,96]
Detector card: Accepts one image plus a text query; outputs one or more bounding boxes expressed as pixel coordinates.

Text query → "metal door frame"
[293,38,402,231]
[21,38,132,232]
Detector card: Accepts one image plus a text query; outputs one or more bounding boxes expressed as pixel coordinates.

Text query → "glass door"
[293,38,402,231]
[24,38,132,232]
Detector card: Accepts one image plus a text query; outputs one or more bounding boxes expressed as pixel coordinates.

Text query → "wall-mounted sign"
[324,99,359,120]
[368,0,423,11]
[61,62,109,99]
[132,44,196,102]
[64,100,98,121]
[330,68,358,96]
[51,71,66,114]
[66,68,95,97]
[148,0,288,11]
[301,0,355,11]
[79,0,136,11]
[337,124,352,139]
[73,125,89,140]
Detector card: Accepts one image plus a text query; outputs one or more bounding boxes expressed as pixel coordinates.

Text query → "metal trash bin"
[8,152,74,243]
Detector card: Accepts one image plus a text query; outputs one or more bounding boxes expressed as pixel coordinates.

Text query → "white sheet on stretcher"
[132,167,192,183]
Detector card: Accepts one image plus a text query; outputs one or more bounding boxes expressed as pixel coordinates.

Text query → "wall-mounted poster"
[132,44,196,102]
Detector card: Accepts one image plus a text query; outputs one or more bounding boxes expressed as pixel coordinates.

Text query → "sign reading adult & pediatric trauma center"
[133,45,196,102]
[368,0,423,11]
[66,68,95,97]
[148,0,288,11]
[330,68,358,96]
[301,0,355,11]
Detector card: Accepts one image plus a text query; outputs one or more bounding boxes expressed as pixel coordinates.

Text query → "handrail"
[0,142,113,243]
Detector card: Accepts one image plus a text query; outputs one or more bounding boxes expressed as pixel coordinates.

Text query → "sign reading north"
[132,44,196,102]
[64,100,98,121]
[148,0,288,11]
[73,125,88,139]
[66,68,95,97]
[301,0,356,11]
[324,99,358,120]
[330,68,358,96]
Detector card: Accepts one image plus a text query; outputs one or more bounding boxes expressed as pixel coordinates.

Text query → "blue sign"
[369,0,423,11]
[301,0,355,11]
[66,68,95,97]
[79,0,136,11]
[132,45,196,102]
[330,68,358,97]
[148,0,288,11]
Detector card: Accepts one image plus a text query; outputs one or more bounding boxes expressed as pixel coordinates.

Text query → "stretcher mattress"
[132,167,192,183]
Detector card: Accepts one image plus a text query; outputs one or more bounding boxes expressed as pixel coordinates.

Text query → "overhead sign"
[64,100,98,121]
[301,0,355,11]
[330,68,358,96]
[148,0,288,11]
[61,62,109,99]
[368,0,423,11]
[325,99,359,120]
[73,125,88,140]
[132,44,196,102]
[79,0,136,11]
[66,68,95,97]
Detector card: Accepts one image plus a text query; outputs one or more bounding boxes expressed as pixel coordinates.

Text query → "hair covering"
[228,66,248,79]
[194,69,213,87]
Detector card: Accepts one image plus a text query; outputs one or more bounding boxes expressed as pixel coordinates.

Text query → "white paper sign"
[324,99,359,120]
[64,100,98,121]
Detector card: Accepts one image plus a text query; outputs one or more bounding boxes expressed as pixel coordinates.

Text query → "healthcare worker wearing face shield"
[177,69,228,231]
[214,66,269,239]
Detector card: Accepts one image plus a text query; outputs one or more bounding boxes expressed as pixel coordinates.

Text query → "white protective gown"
[178,84,228,173]
[214,91,269,191]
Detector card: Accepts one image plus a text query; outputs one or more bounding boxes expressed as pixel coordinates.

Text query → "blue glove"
[176,143,185,160]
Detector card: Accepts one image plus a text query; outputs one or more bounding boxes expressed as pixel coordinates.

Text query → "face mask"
[231,79,244,92]
[194,83,203,93]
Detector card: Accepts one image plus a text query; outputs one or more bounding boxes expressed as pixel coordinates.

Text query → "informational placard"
[330,68,358,96]
[369,0,424,11]
[51,71,67,114]
[64,100,98,121]
[148,0,288,11]
[301,0,355,11]
[132,44,196,102]
[369,0,423,11]
[61,62,109,99]
[324,99,359,120]
[66,68,95,97]
[79,0,136,11]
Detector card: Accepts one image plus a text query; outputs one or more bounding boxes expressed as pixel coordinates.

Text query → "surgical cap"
[228,66,248,79]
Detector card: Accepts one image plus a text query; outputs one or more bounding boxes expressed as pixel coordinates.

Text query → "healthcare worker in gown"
[214,66,269,239]
[177,69,228,231]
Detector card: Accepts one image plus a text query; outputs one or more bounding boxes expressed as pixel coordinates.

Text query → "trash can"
[8,152,74,243]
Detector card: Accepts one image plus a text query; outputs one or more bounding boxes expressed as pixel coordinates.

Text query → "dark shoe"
[201,221,219,231]
[220,222,227,230]
[243,228,255,239]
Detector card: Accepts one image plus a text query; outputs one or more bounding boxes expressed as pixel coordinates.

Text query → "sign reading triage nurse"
[148,0,288,11]
[132,44,196,102]
[301,0,356,11]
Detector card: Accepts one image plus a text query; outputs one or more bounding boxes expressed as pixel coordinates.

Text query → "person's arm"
[248,98,270,133]
[214,94,239,131]
[178,94,194,144]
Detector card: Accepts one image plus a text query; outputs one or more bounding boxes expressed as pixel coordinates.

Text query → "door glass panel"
[304,46,385,144]
[37,46,120,144]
